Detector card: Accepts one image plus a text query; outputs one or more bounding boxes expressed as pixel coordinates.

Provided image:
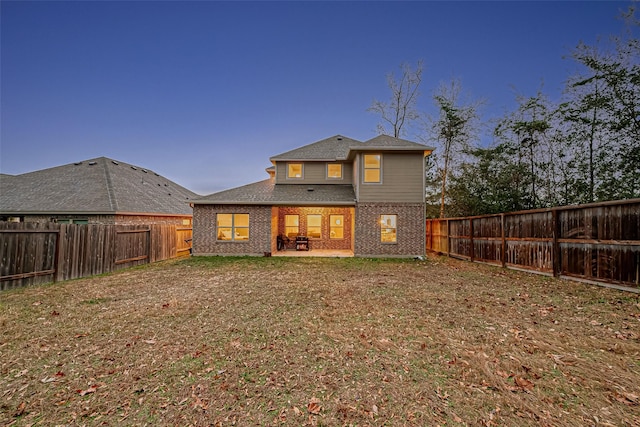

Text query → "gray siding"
[358,153,424,202]
[275,162,353,185]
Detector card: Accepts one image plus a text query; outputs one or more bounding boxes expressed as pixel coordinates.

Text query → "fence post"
[446,219,451,257]
[501,213,506,268]
[147,227,152,264]
[552,209,560,277]
[54,225,64,282]
[469,218,475,262]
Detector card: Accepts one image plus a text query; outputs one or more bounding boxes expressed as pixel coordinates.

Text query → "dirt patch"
[1,255,639,426]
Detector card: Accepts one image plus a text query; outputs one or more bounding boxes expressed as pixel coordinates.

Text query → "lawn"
[1,255,638,426]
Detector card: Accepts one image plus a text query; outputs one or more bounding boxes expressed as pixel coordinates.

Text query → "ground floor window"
[330,215,344,239]
[217,213,249,241]
[285,214,299,238]
[307,214,321,238]
[380,214,397,243]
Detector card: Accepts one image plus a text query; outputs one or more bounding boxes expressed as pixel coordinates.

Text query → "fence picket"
[0,223,192,289]
[427,199,640,292]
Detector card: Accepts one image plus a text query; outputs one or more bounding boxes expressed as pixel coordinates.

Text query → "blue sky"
[0,1,634,195]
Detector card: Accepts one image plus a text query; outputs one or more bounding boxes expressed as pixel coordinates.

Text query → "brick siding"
[192,204,272,256]
[22,214,191,226]
[277,207,352,250]
[354,203,425,257]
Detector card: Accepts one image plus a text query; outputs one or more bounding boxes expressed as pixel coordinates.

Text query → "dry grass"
[1,255,639,426]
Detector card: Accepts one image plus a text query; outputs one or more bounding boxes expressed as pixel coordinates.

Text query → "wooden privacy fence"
[0,222,192,290]
[426,199,640,292]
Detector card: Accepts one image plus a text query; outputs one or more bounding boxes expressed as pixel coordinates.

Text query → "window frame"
[329,214,344,239]
[363,154,382,183]
[287,163,304,179]
[216,213,250,242]
[380,214,397,244]
[307,214,322,239]
[285,214,300,238]
[326,163,343,180]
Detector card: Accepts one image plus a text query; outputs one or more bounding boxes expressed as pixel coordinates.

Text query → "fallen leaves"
[77,384,100,396]
[611,391,639,406]
[14,401,26,417]
[307,397,322,415]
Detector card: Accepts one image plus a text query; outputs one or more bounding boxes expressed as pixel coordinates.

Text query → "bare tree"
[369,61,423,138]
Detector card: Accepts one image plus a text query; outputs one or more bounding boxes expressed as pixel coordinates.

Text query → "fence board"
[427,199,640,292]
[1,222,193,289]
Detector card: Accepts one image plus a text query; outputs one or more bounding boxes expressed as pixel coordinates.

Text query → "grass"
[1,255,639,426]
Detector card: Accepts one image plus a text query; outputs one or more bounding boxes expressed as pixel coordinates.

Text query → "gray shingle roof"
[270,135,361,161]
[0,157,197,215]
[270,134,434,163]
[360,135,435,151]
[193,179,356,206]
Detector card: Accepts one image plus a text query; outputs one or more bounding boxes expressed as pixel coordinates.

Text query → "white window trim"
[380,214,397,244]
[362,154,382,184]
[217,213,250,242]
[287,163,304,179]
[326,163,343,180]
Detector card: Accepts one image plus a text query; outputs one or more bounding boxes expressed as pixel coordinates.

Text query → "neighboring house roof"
[0,157,198,216]
[193,179,356,206]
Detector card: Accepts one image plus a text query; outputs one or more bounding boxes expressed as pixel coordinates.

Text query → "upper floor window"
[363,154,381,183]
[327,163,343,179]
[380,214,397,243]
[287,163,303,179]
[217,213,249,241]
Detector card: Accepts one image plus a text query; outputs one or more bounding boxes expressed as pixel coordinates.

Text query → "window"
[287,163,303,179]
[307,215,321,238]
[327,163,342,179]
[330,215,344,239]
[217,213,249,241]
[363,154,381,183]
[285,215,299,238]
[380,214,397,243]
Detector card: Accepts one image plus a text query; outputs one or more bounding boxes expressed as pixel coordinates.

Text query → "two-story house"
[191,134,434,257]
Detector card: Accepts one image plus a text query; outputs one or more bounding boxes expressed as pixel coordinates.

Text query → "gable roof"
[0,157,197,216]
[269,134,434,163]
[359,135,434,151]
[193,179,356,206]
[270,135,361,161]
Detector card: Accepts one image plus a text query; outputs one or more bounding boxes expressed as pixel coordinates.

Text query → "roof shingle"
[0,157,197,215]
[193,179,356,206]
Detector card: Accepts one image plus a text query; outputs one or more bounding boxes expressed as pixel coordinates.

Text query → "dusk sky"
[1,1,634,195]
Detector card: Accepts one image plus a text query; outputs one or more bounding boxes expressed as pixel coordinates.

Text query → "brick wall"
[277,206,352,250]
[22,214,191,226]
[192,204,272,256]
[354,203,425,257]
[115,215,192,226]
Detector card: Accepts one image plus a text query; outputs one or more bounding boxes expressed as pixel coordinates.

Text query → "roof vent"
[88,161,97,166]
[131,166,137,170]
[337,137,343,141]
[307,187,314,192]
[112,160,119,165]
[74,162,82,166]
[142,169,147,173]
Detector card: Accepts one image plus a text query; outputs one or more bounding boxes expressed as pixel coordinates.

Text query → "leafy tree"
[493,91,554,209]
[429,79,480,217]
